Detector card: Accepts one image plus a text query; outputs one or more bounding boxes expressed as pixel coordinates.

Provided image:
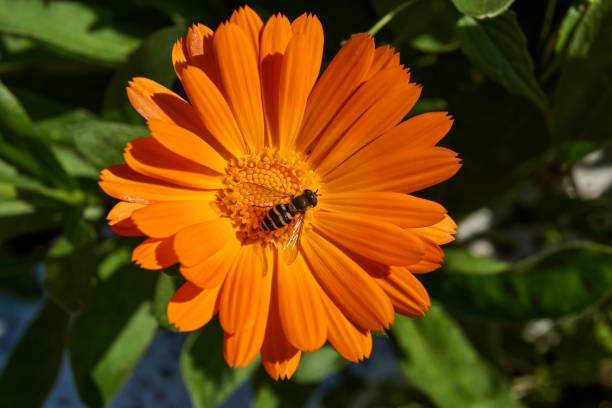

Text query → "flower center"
[219,149,319,246]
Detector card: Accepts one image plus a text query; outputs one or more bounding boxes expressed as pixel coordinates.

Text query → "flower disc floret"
[219,149,319,245]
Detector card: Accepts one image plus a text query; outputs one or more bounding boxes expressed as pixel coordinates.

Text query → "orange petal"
[290,13,324,90]
[131,236,178,270]
[107,201,146,225]
[168,281,221,332]
[99,165,208,203]
[325,112,454,180]
[308,67,415,172]
[174,217,236,267]
[218,244,267,334]
[147,118,226,174]
[181,237,241,288]
[126,77,203,135]
[172,39,189,78]
[181,65,247,157]
[229,5,264,55]
[320,192,446,228]
[413,214,457,245]
[325,146,461,194]
[320,289,372,362]
[314,211,423,266]
[110,224,144,237]
[185,24,222,88]
[261,276,301,380]
[363,45,401,81]
[213,23,264,151]
[223,247,273,368]
[277,251,327,352]
[131,198,217,238]
[259,14,293,147]
[375,267,430,316]
[107,202,145,236]
[301,231,394,332]
[278,32,323,152]
[408,239,445,274]
[124,138,224,190]
[316,81,421,176]
[296,33,374,152]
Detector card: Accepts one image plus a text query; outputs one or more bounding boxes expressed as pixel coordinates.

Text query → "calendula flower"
[99,5,460,379]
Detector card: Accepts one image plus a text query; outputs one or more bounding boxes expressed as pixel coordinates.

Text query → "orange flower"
[100,5,460,380]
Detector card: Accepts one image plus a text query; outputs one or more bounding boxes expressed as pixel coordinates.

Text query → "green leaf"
[181,319,257,408]
[153,273,182,331]
[424,242,612,321]
[371,0,460,53]
[457,11,548,111]
[72,120,149,171]
[102,25,185,123]
[44,211,96,312]
[451,0,514,18]
[49,145,98,179]
[442,248,509,275]
[554,4,583,56]
[70,263,157,408]
[0,0,141,66]
[0,79,30,133]
[292,345,346,384]
[0,206,64,243]
[392,303,524,408]
[0,299,69,408]
[552,0,612,160]
[0,82,75,189]
[35,108,98,145]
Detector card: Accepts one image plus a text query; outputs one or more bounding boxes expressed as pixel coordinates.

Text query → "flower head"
[100,5,460,379]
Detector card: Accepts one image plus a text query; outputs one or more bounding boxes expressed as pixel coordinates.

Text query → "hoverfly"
[238,182,319,264]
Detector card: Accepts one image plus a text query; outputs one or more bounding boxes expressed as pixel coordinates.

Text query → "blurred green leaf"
[0,206,64,243]
[0,79,30,133]
[392,303,524,408]
[425,242,612,320]
[0,0,141,66]
[102,25,185,123]
[35,109,98,145]
[292,345,345,384]
[0,82,75,189]
[552,0,612,161]
[70,262,157,408]
[181,319,257,408]
[49,145,98,179]
[554,4,583,56]
[44,211,96,312]
[451,0,514,18]
[153,273,182,331]
[72,120,149,171]
[0,299,69,408]
[443,248,509,274]
[372,0,460,53]
[457,11,548,111]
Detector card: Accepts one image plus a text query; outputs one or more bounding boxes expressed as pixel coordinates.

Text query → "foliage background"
[0,0,611,406]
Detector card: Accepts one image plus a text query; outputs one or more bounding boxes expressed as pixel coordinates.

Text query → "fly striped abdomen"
[261,204,296,231]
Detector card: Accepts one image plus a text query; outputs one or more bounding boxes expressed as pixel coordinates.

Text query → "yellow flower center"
[219,149,320,246]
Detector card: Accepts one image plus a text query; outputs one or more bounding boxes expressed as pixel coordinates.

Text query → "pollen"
[219,149,320,246]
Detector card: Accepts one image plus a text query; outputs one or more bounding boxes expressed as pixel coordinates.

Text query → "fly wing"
[238,182,291,207]
[281,213,304,265]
